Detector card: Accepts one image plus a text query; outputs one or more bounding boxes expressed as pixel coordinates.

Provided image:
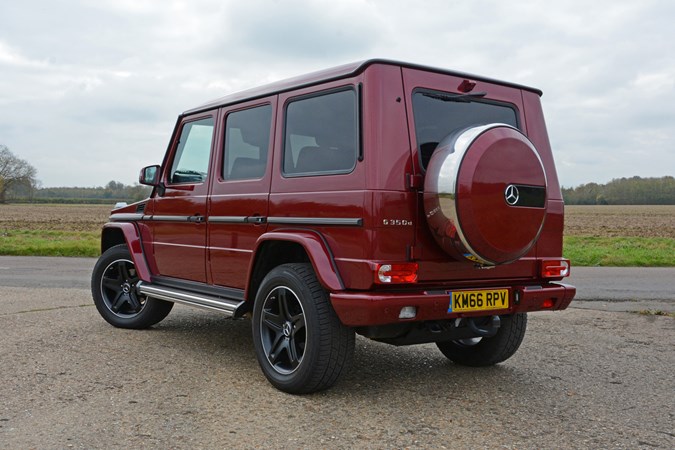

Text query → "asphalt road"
[1,256,673,312]
[1,257,674,448]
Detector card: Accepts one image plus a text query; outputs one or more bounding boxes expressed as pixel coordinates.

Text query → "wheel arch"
[245,230,345,302]
[101,222,152,282]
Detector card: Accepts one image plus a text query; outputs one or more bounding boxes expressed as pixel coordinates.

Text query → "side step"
[137,281,245,318]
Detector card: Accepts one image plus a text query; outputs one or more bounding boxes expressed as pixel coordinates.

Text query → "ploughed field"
[2,203,673,237]
[0,204,111,233]
[564,205,675,239]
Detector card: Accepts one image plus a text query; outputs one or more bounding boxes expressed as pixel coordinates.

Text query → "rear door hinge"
[408,174,423,190]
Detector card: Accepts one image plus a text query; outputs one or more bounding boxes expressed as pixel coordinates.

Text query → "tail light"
[375,263,418,284]
[540,259,570,278]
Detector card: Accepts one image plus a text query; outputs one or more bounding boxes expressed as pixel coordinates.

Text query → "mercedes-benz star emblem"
[505,184,520,206]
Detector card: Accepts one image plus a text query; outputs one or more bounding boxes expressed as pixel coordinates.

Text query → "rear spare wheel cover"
[423,124,547,265]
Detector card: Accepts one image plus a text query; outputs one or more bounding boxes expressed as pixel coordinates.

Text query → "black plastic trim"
[109,213,145,222]
[357,82,364,162]
[267,217,363,226]
[208,216,249,224]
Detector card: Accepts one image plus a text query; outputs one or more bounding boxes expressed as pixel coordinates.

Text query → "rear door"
[149,113,216,283]
[401,68,536,282]
[207,98,276,289]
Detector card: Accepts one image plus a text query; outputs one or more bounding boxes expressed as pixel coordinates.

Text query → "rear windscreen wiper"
[422,91,487,102]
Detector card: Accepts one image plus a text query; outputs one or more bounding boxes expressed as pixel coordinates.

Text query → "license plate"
[447,289,509,313]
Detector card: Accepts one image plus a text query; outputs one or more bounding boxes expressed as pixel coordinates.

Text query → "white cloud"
[0,0,673,187]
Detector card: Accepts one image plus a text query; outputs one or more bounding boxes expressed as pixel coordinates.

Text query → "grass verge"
[1,230,674,267]
[0,230,99,257]
[564,236,675,267]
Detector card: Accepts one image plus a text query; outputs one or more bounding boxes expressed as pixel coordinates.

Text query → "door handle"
[188,214,205,223]
[246,215,267,224]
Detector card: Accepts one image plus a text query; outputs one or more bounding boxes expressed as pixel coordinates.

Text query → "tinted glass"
[170,117,214,184]
[283,89,357,176]
[412,91,518,169]
[224,105,272,180]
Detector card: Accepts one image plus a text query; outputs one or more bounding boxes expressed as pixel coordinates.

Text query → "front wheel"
[91,244,173,329]
[252,263,355,394]
[436,313,527,366]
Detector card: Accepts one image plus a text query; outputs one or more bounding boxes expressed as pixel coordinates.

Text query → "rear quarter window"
[283,89,357,177]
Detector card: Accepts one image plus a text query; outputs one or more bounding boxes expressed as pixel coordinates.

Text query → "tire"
[91,244,173,329]
[436,313,527,366]
[252,263,355,394]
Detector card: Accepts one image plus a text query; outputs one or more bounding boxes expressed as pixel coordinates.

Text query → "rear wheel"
[252,263,355,394]
[91,244,173,329]
[436,313,527,366]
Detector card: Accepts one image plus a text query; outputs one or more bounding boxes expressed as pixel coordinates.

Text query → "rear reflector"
[375,263,418,284]
[399,306,417,319]
[541,259,570,278]
[542,298,555,309]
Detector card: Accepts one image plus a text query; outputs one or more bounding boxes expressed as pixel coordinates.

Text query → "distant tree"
[563,176,675,205]
[0,145,38,203]
[105,180,125,191]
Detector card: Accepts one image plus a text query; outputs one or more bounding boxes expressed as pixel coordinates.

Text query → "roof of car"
[183,59,542,115]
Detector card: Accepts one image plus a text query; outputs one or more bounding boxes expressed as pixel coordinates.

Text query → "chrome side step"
[137,281,245,317]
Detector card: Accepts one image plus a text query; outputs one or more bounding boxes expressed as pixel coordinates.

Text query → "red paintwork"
[103,60,574,328]
[101,222,152,282]
[146,111,216,284]
[331,282,576,327]
[456,127,547,263]
[208,97,277,289]
[248,231,344,297]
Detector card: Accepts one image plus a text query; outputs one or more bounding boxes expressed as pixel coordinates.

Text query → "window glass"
[169,117,214,184]
[412,91,518,169]
[283,89,357,176]
[223,105,272,180]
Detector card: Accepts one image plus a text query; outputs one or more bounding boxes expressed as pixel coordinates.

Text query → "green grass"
[0,230,99,257]
[1,229,674,267]
[564,236,675,267]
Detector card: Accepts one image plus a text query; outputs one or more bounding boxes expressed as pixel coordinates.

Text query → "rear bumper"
[330,282,576,327]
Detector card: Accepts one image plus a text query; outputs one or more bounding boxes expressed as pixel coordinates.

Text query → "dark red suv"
[92,60,575,394]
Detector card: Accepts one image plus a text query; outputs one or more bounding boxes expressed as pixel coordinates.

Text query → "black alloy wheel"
[252,263,355,394]
[91,244,173,329]
[259,286,307,375]
[100,257,144,317]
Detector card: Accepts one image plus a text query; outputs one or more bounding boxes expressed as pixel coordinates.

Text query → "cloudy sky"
[1,0,673,188]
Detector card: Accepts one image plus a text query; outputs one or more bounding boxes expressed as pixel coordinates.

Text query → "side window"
[223,105,272,180]
[169,117,214,184]
[283,89,357,176]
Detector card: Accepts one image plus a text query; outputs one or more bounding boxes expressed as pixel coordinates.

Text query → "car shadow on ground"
[121,306,550,401]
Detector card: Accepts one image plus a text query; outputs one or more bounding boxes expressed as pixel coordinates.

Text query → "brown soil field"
[1,203,674,239]
[0,204,111,233]
[564,205,675,239]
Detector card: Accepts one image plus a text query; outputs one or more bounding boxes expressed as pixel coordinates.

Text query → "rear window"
[412,90,518,169]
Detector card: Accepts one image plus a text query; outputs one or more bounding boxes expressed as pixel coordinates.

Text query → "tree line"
[31,181,152,204]
[562,176,675,205]
[1,145,150,204]
[2,144,673,205]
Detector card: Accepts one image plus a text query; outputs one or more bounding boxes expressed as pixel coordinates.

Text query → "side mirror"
[139,165,160,186]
